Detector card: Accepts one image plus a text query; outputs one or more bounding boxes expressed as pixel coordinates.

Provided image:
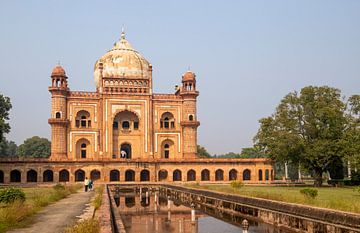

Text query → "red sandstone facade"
[0,32,274,184]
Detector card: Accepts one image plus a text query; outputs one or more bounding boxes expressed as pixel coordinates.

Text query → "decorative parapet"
[68,91,99,98]
[153,93,182,100]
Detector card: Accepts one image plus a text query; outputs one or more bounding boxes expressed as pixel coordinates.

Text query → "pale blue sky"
[0,1,359,154]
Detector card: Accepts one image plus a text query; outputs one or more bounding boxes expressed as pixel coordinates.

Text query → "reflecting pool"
[112,187,293,233]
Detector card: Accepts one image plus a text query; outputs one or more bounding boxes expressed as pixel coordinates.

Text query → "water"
[113,188,292,233]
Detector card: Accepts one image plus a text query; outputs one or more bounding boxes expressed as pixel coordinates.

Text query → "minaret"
[48,65,69,160]
[180,71,200,158]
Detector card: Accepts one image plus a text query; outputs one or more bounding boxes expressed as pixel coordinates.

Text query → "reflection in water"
[114,188,292,233]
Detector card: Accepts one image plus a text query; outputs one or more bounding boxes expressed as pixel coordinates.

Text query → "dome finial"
[121,25,125,40]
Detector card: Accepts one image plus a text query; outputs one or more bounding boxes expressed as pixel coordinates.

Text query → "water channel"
[112,187,293,233]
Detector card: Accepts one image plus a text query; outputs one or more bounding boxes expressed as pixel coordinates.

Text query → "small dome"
[94,31,150,86]
[51,65,66,77]
[182,71,196,82]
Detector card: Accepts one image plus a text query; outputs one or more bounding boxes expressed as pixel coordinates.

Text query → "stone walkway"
[9,190,95,233]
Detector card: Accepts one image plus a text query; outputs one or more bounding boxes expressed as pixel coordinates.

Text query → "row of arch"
[0,168,273,183]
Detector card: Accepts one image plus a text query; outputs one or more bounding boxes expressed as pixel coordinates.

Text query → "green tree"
[0,94,12,143]
[0,139,17,157]
[254,86,348,186]
[343,95,360,169]
[197,145,212,158]
[17,136,51,158]
[241,146,267,158]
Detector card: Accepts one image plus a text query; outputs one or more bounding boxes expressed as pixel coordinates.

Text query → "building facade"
[0,32,273,184]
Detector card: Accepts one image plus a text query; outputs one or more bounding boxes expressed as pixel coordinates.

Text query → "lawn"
[0,184,81,233]
[185,184,360,214]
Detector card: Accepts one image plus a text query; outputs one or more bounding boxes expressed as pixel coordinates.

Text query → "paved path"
[9,190,94,233]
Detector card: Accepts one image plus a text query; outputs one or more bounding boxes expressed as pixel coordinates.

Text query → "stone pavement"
[9,190,95,233]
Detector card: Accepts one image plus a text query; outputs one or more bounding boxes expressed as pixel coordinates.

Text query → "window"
[164,144,170,159]
[160,112,175,129]
[113,122,118,129]
[81,116,87,127]
[75,110,91,128]
[122,121,130,129]
[134,122,139,130]
[189,115,194,121]
[164,117,169,128]
[55,112,61,119]
[81,143,87,158]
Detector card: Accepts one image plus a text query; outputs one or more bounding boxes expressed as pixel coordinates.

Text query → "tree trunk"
[313,169,323,187]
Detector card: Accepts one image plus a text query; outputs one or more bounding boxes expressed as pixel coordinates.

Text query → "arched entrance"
[258,169,263,181]
[0,170,3,183]
[265,169,269,181]
[43,170,54,182]
[140,170,150,181]
[110,170,120,181]
[229,169,238,181]
[173,170,182,181]
[75,169,85,182]
[120,143,131,159]
[201,169,210,181]
[215,169,224,181]
[187,170,196,181]
[59,169,69,182]
[243,169,251,181]
[125,170,135,182]
[158,170,168,181]
[10,170,21,182]
[90,170,101,181]
[27,169,37,182]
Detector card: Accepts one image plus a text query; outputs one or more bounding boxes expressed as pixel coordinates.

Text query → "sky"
[0,1,359,155]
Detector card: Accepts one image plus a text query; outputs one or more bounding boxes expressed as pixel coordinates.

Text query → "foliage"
[0,185,81,233]
[327,156,344,179]
[300,188,318,199]
[16,136,51,158]
[53,184,66,191]
[64,219,100,233]
[0,187,25,204]
[254,86,354,186]
[0,94,12,143]
[197,145,212,158]
[230,180,243,189]
[216,152,241,158]
[93,185,104,210]
[0,139,17,157]
[354,186,360,194]
[241,146,267,158]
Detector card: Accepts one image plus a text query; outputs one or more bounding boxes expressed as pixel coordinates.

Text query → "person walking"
[89,179,93,191]
[84,177,89,192]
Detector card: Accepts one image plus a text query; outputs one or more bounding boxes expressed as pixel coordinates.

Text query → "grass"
[92,185,104,210]
[185,184,360,214]
[65,185,104,233]
[64,219,100,233]
[0,184,81,233]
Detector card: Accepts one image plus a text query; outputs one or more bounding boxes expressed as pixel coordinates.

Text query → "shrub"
[230,180,243,189]
[93,186,104,210]
[0,187,26,204]
[64,219,100,233]
[53,183,65,191]
[353,186,360,194]
[300,188,318,199]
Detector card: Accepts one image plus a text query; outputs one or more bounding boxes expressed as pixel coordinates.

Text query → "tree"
[197,145,212,158]
[0,139,17,157]
[254,86,348,186]
[342,95,360,170]
[17,136,51,158]
[0,94,12,143]
[241,146,267,158]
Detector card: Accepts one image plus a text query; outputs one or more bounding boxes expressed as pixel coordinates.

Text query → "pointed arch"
[75,169,85,182]
[125,169,135,182]
[215,169,224,181]
[110,170,120,182]
[27,169,37,182]
[10,170,21,182]
[59,169,69,182]
[140,169,150,182]
[187,169,196,181]
[43,169,54,182]
[173,169,182,181]
[229,169,238,181]
[243,169,251,181]
[201,169,210,181]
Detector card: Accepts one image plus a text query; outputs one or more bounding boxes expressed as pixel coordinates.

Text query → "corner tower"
[180,71,200,158]
[48,65,69,160]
